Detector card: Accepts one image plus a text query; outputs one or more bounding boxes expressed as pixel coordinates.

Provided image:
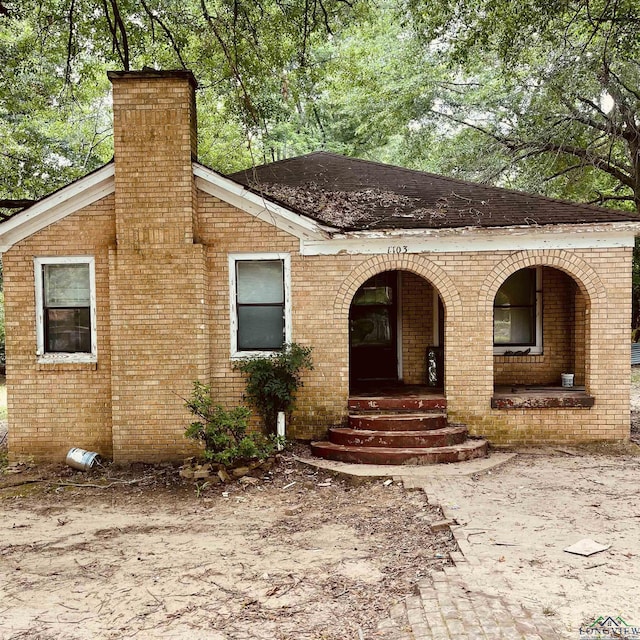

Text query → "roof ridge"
[230,151,328,175]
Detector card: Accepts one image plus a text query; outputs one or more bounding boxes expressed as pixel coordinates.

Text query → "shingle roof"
[228,151,638,231]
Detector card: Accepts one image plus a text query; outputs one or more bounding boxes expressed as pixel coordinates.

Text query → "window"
[35,257,97,362]
[493,267,542,354]
[229,253,291,356]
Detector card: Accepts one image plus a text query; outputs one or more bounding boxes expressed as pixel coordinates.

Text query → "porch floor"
[492,384,595,409]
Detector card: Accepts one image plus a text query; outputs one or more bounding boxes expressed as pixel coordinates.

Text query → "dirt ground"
[1,381,640,639]
[0,455,454,640]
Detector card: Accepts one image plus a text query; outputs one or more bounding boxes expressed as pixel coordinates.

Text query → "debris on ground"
[563,538,610,557]
[0,450,456,639]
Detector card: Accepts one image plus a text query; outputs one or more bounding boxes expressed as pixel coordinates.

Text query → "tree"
[0,0,363,203]
[0,3,115,208]
[403,0,640,211]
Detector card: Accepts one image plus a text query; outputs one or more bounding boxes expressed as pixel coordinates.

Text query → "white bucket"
[65,447,100,471]
[561,373,575,388]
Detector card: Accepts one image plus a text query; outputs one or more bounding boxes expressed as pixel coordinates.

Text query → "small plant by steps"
[233,343,313,434]
[184,382,280,466]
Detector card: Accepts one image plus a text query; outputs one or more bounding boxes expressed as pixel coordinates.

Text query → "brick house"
[2,69,639,463]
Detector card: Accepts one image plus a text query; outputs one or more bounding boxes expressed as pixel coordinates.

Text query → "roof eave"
[301,220,640,256]
[194,163,335,241]
[0,164,116,253]
[334,220,640,238]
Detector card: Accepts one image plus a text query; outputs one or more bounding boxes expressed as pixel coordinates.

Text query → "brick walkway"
[375,474,567,640]
[300,455,571,639]
[377,564,563,639]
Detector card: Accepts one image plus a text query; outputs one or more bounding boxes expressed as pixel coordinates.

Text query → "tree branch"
[64,0,76,84]
[0,199,36,209]
[430,109,507,144]
[317,0,333,35]
[110,0,130,70]
[521,140,635,188]
[101,0,130,69]
[433,108,635,189]
[556,97,628,141]
[139,0,187,68]
[542,164,584,182]
[606,65,640,103]
[200,0,260,126]
[587,193,636,205]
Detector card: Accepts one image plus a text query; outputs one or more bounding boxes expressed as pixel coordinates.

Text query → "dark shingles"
[227,152,638,231]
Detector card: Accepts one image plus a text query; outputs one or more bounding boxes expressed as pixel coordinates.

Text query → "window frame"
[493,266,542,355]
[34,256,97,363]
[228,253,291,359]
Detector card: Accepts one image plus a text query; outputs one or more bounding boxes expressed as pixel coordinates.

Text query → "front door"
[349,272,398,385]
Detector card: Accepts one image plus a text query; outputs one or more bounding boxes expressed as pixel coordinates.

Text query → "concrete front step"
[309,439,489,465]
[349,413,448,431]
[348,396,446,412]
[329,426,468,448]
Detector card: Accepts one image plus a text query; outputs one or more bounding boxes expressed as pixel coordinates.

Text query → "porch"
[349,382,594,412]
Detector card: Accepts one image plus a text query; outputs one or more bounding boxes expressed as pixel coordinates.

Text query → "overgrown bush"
[184,382,279,466]
[233,343,313,434]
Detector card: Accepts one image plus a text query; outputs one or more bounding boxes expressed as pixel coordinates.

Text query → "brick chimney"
[108,69,198,247]
[107,70,209,462]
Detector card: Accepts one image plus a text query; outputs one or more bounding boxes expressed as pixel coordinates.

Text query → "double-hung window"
[493,267,542,355]
[229,253,291,357]
[35,257,97,362]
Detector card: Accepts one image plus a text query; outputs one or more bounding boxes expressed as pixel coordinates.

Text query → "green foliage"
[2,0,639,214]
[233,343,313,434]
[184,381,278,466]
[400,0,640,210]
[0,0,363,201]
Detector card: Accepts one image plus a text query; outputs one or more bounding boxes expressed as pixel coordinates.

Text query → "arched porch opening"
[491,265,591,406]
[348,269,445,393]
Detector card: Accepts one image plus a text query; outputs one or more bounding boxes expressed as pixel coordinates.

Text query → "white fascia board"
[193,162,333,242]
[0,164,115,253]
[301,222,640,256]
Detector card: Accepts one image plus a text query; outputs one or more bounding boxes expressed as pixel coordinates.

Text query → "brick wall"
[4,197,116,461]
[400,272,434,385]
[6,190,632,459]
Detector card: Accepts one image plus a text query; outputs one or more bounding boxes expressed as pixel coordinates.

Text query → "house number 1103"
[387,245,408,254]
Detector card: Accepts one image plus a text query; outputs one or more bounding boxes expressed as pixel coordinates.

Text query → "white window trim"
[493,266,543,356]
[34,256,97,363]
[228,253,291,359]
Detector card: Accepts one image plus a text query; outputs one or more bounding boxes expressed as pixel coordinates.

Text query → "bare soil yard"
[0,455,454,640]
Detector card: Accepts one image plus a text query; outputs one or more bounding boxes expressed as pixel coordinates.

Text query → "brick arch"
[333,254,462,321]
[481,250,606,312]
[482,250,604,394]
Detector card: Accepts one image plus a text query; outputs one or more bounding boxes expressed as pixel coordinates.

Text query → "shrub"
[233,343,313,434]
[184,382,279,466]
